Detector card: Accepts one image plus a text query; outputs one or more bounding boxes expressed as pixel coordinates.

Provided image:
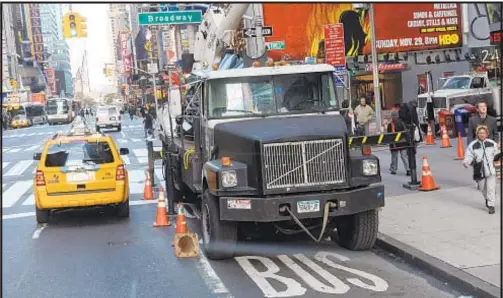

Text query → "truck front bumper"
[219,183,384,222]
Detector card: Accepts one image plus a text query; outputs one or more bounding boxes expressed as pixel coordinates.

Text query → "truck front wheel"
[202,189,237,260]
[336,209,378,251]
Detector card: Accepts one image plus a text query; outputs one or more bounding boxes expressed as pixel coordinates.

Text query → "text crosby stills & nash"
[375,3,459,50]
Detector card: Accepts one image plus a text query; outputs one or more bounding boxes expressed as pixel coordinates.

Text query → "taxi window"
[44,141,115,167]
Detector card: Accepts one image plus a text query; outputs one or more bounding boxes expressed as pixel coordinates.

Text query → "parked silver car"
[95,106,121,132]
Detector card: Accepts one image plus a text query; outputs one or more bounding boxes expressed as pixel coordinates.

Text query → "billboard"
[44,68,57,96]
[25,4,45,63]
[262,3,463,61]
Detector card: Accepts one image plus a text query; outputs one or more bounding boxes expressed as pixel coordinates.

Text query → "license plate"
[297,200,320,213]
[67,172,95,183]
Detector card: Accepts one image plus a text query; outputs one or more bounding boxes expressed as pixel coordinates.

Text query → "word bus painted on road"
[236,251,389,297]
[138,11,202,26]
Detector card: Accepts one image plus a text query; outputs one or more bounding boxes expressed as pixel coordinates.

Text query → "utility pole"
[369,4,382,132]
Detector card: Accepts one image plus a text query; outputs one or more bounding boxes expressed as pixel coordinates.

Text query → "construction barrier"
[348,131,408,148]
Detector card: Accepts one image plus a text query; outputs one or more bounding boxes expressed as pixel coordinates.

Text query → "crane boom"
[193,4,250,71]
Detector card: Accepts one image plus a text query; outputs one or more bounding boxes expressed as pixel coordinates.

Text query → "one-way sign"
[243,26,273,38]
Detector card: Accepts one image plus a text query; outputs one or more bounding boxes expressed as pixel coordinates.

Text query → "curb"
[376,233,501,298]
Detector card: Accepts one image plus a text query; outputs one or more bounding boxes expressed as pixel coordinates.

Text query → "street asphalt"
[2,118,470,298]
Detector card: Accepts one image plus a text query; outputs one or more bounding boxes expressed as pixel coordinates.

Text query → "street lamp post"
[131,65,159,120]
[368,3,383,132]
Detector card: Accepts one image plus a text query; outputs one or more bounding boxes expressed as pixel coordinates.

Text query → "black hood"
[214,114,347,144]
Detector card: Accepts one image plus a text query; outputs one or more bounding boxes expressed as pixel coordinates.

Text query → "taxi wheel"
[117,199,130,218]
[36,207,50,224]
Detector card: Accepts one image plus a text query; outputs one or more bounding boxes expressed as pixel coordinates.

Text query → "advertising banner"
[120,32,132,73]
[262,3,463,61]
[26,4,45,63]
[373,3,462,53]
[44,68,57,96]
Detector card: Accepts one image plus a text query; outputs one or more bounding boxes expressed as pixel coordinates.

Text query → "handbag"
[413,124,421,142]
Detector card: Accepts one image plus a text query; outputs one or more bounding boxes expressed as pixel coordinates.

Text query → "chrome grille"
[263,139,346,190]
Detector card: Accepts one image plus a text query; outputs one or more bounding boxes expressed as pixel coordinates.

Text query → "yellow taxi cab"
[32,124,131,223]
[11,114,32,128]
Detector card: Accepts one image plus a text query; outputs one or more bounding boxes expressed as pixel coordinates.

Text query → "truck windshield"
[208,72,337,118]
[439,77,471,90]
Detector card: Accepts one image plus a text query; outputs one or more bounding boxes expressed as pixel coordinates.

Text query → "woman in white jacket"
[463,125,500,214]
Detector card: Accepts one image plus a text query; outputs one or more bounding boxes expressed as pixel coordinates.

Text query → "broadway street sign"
[138,11,202,26]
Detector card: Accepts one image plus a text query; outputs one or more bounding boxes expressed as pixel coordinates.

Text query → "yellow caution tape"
[348,131,408,148]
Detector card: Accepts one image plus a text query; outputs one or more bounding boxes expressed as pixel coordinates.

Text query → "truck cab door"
[200,82,211,162]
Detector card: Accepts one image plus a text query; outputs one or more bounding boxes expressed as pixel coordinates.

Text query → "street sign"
[265,41,285,51]
[243,26,273,38]
[324,24,346,68]
[138,11,202,26]
[147,63,159,74]
[333,66,347,87]
[165,64,177,71]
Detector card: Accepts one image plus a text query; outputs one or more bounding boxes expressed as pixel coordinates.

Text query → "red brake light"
[36,170,46,186]
[116,165,125,180]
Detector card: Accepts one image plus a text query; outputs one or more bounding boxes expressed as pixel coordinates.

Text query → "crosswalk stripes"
[1,168,166,210]
[2,162,9,169]
[4,160,33,176]
[122,156,131,165]
[8,148,22,153]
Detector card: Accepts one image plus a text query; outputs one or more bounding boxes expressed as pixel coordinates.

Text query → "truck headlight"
[221,170,238,188]
[362,160,378,176]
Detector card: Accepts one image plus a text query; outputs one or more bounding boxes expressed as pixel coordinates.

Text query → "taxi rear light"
[36,170,46,186]
[116,165,125,180]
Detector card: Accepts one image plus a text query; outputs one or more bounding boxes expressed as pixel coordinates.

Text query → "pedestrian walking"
[387,111,410,175]
[143,111,154,138]
[467,100,499,144]
[129,108,135,121]
[85,108,90,118]
[353,96,374,135]
[463,125,500,214]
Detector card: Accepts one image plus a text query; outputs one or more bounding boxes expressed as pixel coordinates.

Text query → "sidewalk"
[374,137,501,296]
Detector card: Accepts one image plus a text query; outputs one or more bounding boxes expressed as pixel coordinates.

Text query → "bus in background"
[47,98,74,125]
[24,103,47,125]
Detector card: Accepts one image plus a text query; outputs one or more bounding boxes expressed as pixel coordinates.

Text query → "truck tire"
[202,189,237,260]
[116,199,130,218]
[36,206,50,224]
[336,209,378,251]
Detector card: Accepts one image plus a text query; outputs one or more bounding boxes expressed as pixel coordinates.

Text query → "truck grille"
[263,139,346,190]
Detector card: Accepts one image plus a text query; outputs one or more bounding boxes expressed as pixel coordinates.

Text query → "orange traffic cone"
[173,203,199,258]
[419,156,440,191]
[143,170,154,200]
[440,125,452,148]
[425,123,436,145]
[153,187,171,227]
[454,133,465,160]
[175,203,188,234]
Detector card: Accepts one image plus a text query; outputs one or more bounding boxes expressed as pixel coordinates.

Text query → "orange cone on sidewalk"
[425,123,436,145]
[153,187,171,227]
[454,132,465,160]
[173,203,199,258]
[419,156,440,191]
[143,170,154,200]
[440,125,452,148]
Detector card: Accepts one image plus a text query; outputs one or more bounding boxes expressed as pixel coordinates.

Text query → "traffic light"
[9,79,17,89]
[62,12,86,39]
[75,14,87,38]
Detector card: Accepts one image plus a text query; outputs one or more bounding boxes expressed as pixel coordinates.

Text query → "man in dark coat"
[467,100,499,144]
[399,100,423,143]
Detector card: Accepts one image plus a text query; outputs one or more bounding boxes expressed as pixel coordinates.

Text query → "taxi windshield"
[45,141,115,167]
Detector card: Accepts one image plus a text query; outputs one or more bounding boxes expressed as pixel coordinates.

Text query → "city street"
[2,118,468,298]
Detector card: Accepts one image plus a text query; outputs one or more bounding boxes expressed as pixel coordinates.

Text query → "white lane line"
[8,148,22,153]
[130,200,157,206]
[3,212,35,220]
[196,251,231,295]
[4,160,33,176]
[155,167,164,182]
[22,194,35,206]
[25,133,36,137]
[25,145,39,151]
[120,131,126,138]
[2,148,10,152]
[133,148,148,157]
[122,156,131,165]
[128,169,146,183]
[2,181,33,208]
[32,224,47,239]
[130,182,145,194]
[137,157,148,164]
[2,162,10,169]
